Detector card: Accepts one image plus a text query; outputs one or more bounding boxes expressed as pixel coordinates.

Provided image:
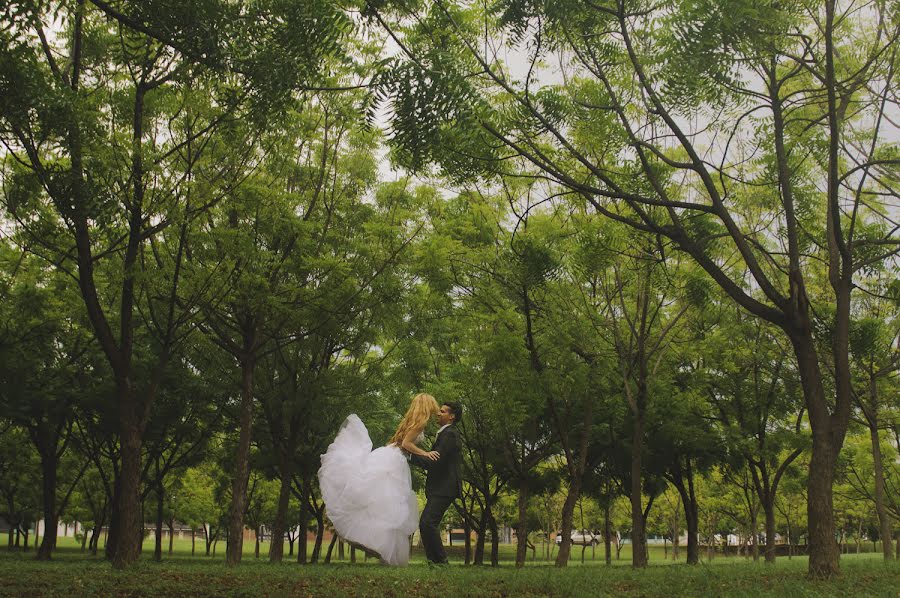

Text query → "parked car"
[555,529,599,546]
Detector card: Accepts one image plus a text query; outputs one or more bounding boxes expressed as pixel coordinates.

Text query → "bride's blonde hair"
[390,393,439,445]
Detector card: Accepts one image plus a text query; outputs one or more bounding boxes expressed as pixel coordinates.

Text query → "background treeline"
[0,0,897,580]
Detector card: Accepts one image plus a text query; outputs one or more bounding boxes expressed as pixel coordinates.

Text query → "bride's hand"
[425,450,440,461]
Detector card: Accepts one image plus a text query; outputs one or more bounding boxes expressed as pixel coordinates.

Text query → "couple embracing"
[318,394,462,566]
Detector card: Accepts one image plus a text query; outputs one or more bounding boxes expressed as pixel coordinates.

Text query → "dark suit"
[409,424,461,564]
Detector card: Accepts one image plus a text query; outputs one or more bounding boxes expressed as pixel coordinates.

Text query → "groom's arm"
[409,452,433,469]
[409,428,458,470]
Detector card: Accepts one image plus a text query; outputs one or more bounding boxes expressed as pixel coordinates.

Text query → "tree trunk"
[112,412,143,569]
[191,528,195,556]
[463,514,472,565]
[296,478,310,564]
[514,483,529,567]
[324,533,338,563]
[630,410,647,568]
[154,481,164,562]
[763,498,777,564]
[36,448,58,560]
[751,507,759,562]
[555,479,581,567]
[489,508,500,567]
[867,391,893,559]
[310,506,324,563]
[806,429,840,577]
[254,528,260,558]
[269,459,293,563]
[787,327,843,578]
[671,460,700,565]
[473,511,486,565]
[226,355,255,567]
[105,475,120,561]
[168,519,174,555]
[89,525,99,555]
[556,377,595,569]
[604,503,612,566]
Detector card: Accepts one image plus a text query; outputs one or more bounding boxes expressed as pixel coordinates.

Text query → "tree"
[0,248,94,559]
[0,0,360,568]
[566,220,689,567]
[849,272,900,559]
[704,309,808,562]
[377,0,899,577]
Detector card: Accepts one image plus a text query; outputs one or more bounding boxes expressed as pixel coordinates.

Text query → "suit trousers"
[419,495,454,563]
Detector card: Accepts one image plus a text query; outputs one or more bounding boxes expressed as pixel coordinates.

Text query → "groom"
[409,401,463,565]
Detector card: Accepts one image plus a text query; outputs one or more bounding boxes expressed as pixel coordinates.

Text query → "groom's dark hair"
[444,402,462,425]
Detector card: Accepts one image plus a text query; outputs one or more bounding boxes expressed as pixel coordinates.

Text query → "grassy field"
[0,538,897,597]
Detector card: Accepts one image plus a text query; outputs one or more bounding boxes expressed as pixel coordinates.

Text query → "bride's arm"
[400,428,440,461]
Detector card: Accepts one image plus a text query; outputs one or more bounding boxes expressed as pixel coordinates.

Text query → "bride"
[318,393,440,565]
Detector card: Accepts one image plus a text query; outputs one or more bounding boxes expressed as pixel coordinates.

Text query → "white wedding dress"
[318,414,420,565]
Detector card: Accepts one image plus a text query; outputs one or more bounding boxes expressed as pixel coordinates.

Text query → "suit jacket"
[409,425,462,498]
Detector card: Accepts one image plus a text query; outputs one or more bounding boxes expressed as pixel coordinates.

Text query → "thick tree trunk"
[763,499,777,564]
[310,506,324,563]
[269,458,294,563]
[630,411,647,568]
[788,327,844,578]
[604,503,612,565]
[473,511,486,565]
[112,412,143,569]
[89,525,99,555]
[154,481,164,562]
[106,476,120,561]
[515,483,529,567]
[168,519,174,555]
[555,396,593,568]
[296,478,310,564]
[323,533,338,563]
[555,479,581,567]
[36,449,58,560]
[489,508,500,567]
[671,460,700,565]
[226,355,255,567]
[806,429,840,577]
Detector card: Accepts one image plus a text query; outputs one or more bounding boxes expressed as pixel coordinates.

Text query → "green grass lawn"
[0,538,897,597]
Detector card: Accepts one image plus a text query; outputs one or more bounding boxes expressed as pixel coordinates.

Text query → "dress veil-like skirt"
[318,414,419,565]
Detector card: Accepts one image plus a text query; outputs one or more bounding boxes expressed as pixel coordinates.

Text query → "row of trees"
[0,0,897,579]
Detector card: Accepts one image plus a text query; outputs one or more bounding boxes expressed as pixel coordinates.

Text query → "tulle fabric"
[318,414,419,565]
